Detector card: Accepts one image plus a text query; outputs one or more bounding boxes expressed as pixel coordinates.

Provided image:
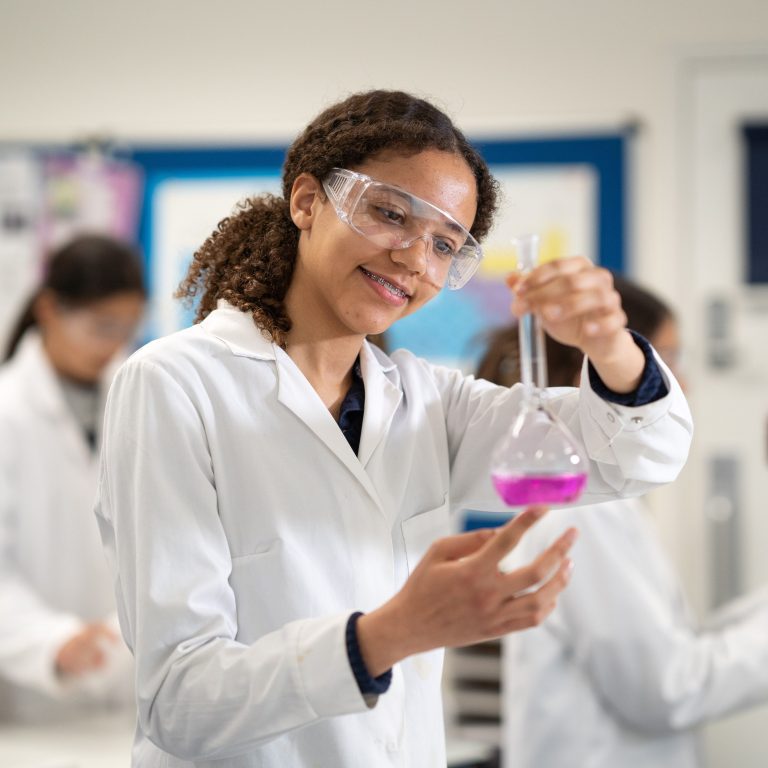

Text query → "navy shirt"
[337,360,366,454]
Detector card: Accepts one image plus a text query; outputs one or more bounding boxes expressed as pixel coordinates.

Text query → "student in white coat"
[493,276,768,768]
[0,234,145,722]
[95,90,693,768]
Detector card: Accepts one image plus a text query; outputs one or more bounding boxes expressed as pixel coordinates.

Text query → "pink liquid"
[492,472,588,506]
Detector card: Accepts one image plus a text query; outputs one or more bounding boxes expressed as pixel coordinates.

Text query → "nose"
[391,234,430,276]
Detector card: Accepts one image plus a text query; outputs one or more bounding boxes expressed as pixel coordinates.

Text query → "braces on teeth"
[362,268,407,297]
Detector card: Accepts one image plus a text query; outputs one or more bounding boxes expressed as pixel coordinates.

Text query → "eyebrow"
[385,187,469,238]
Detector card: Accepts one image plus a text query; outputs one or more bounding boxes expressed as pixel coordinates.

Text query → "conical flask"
[490,235,588,506]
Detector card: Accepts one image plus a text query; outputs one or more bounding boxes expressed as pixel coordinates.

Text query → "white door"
[679,53,768,767]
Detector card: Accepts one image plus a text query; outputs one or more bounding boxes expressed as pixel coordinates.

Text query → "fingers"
[57,642,103,676]
[493,556,574,635]
[517,256,599,294]
[501,527,578,596]
[577,309,629,344]
[513,261,615,317]
[539,285,621,325]
[475,506,549,564]
[429,528,497,561]
[77,641,107,672]
[93,623,119,644]
[507,258,629,355]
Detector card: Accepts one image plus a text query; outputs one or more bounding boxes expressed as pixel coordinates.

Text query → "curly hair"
[177,90,500,347]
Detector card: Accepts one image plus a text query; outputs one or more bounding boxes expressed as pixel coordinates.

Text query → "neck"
[284,293,365,419]
[285,332,362,419]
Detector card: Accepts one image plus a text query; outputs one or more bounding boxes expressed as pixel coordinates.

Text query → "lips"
[360,267,411,298]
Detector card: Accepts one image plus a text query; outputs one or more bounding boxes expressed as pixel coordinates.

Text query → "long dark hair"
[177,89,500,348]
[476,273,674,388]
[4,234,146,361]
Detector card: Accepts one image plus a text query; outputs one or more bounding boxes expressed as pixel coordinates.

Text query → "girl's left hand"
[507,256,645,393]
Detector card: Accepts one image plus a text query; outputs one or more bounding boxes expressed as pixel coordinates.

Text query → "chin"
[357,316,400,338]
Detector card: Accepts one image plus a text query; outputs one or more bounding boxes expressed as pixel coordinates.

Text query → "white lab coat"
[94,300,693,768]
[502,497,768,768]
[0,332,133,722]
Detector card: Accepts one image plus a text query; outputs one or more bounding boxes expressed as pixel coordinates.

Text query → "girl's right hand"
[356,506,576,677]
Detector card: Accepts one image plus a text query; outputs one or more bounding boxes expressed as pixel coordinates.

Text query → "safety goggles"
[322,168,483,290]
[58,305,139,344]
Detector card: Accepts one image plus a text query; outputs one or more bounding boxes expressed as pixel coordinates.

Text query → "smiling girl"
[95,90,692,767]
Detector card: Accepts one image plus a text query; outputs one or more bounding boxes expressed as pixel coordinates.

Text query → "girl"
[0,233,145,721]
[95,90,692,767]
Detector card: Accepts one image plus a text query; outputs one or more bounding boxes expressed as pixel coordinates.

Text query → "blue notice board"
[129,133,628,364]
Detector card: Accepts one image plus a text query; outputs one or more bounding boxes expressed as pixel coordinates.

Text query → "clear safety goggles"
[58,306,139,344]
[322,168,483,290]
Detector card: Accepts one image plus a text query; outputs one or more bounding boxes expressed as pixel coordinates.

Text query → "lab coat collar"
[358,341,402,468]
[199,300,403,510]
[201,301,400,378]
[200,300,277,360]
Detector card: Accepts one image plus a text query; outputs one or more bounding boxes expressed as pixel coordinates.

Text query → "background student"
[0,233,146,722]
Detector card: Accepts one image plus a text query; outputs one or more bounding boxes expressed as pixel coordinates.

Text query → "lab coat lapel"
[202,302,395,510]
[274,347,387,512]
[358,341,402,469]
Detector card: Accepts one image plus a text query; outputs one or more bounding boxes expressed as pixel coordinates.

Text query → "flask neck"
[521,382,545,410]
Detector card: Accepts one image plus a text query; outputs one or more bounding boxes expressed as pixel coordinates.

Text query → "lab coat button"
[606,412,616,423]
[631,416,643,424]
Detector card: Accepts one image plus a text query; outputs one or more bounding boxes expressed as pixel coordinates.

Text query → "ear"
[33,289,58,327]
[289,173,324,231]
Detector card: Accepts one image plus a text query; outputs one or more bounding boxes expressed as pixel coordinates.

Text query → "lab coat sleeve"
[0,418,83,696]
[546,507,768,733]
[95,359,369,762]
[425,350,692,513]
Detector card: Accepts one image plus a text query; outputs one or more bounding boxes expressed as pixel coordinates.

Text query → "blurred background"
[2,0,768,765]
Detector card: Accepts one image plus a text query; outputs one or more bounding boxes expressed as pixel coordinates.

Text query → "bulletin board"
[128,134,629,366]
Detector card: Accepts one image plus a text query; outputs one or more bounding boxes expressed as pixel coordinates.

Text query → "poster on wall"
[40,153,143,254]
